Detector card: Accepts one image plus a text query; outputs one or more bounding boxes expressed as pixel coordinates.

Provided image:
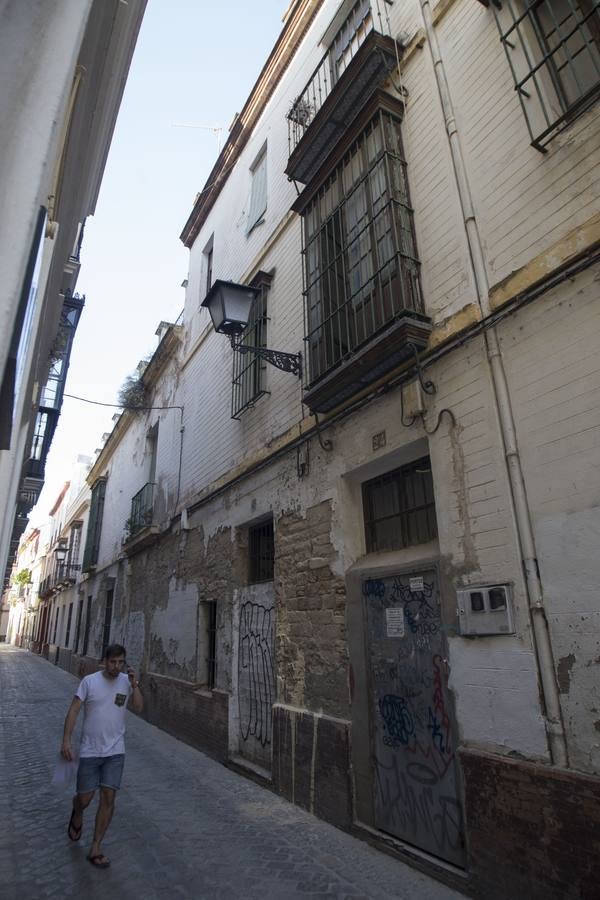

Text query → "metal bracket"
[230,335,302,378]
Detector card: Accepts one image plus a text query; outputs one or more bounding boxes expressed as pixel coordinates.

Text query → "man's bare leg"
[87,787,116,866]
[69,790,94,839]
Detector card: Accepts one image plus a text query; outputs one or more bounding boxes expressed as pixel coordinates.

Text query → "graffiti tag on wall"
[238,600,275,748]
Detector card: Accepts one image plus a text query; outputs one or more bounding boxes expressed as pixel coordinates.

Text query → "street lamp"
[202,279,302,378]
[54,540,68,565]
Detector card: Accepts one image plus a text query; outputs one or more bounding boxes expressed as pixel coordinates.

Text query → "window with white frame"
[246,144,267,234]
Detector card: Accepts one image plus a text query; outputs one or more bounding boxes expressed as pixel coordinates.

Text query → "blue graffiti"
[363,578,386,598]
[428,707,446,754]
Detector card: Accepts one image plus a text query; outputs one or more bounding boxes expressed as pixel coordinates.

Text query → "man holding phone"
[61,643,143,869]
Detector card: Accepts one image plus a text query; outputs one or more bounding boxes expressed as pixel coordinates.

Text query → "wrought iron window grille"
[301,107,423,386]
[363,456,438,553]
[487,0,600,150]
[248,519,275,584]
[231,285,271,419]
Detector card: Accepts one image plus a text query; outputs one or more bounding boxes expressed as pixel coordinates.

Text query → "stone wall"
[275,500,349,718]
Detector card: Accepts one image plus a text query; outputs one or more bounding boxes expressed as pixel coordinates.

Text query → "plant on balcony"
[289,97,313,127]
[12,568,32,587]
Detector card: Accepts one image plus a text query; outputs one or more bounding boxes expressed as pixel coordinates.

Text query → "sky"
[30,0,288,524]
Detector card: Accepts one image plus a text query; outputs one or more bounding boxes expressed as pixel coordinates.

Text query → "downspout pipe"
[419,0,569,767]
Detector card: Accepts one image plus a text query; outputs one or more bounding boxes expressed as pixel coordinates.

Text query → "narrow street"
[0,646,463,900]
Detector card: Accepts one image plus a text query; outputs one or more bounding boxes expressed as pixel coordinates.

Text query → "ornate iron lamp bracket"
[229,335,302,378]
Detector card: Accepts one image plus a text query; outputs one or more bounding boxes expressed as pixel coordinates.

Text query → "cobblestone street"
[0,646,465,900]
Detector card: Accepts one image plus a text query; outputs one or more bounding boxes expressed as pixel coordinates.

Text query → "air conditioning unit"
[457,584,515,636]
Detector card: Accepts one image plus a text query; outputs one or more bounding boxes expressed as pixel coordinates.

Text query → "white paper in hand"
[51,755,79,787]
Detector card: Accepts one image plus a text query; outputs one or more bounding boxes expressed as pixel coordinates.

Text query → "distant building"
[0,0,147,590]
[23,1,600,896]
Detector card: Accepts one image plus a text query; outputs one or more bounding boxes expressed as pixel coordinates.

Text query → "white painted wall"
[67,0,600,771]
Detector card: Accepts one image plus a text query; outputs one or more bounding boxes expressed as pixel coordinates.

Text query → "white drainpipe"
[419,0,569,767]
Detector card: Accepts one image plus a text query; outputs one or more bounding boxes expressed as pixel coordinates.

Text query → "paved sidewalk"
[0,645,465,900]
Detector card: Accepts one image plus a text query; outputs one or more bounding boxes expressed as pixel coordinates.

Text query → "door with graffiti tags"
[237,588,276,771]
[364,569,465,866]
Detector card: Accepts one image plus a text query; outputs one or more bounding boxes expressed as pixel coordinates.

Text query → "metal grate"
[101,589,113,659]
[73,597,83,654]
[249,519,275,583]
[302,108,422,386]
[206,600,217,690]
[287,0,393,155]
[82,595,92,656]
[363,457,438,552]
[129,481,155,536]
[65,602,73,648]
[231,285,269,418]
[490,0,600,150]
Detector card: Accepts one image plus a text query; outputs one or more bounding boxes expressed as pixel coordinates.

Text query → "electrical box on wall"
[457,584,515,636]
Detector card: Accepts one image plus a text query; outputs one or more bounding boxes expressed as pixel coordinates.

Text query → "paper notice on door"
[386,607,405,638]
[409,576,424,593]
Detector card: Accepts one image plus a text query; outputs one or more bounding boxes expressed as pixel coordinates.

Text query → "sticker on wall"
[385,607,405,638]
[409,576,424,593]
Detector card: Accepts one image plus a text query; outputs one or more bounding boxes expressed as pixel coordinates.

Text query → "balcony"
[286,0,400,185]
[38,564,80,598]
[123,482,158,555]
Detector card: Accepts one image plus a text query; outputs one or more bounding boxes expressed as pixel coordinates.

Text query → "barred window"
[363,457,438,553]
[302,107,422,386]
[249,519,274,583]
[231,276,270,418]
[490,0,600,150]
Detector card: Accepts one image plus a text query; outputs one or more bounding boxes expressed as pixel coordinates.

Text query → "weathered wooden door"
[364,569,465,866]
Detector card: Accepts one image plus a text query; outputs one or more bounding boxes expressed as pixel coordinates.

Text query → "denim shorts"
[77,754,125,793]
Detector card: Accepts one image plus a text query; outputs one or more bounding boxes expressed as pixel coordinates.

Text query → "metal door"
[364,569,465,866]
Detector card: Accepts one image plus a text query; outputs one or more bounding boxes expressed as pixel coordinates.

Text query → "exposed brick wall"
[275,500,349,718]
[272,704,352,830]
[461,748,600,899]
[144,673,229,762]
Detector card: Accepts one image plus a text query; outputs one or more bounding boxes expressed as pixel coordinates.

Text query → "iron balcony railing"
[38,564,80,598]
[129,482,156,537]
[287,0,394,157]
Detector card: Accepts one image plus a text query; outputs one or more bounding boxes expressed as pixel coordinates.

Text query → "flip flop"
[87,854,110,868]
[67,810,82,842]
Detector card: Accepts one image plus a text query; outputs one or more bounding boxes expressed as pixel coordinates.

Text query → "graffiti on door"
[365,571,465,866]
[238,599,275,757]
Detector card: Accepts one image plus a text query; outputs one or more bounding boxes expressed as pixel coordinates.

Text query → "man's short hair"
[104,643,126,660]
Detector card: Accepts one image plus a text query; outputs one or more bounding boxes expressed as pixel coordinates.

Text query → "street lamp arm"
[230,336,302,378]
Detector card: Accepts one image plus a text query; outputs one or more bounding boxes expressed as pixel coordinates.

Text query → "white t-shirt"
[76,671,132,757]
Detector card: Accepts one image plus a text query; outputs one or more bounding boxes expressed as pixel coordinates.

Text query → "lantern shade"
[201,279,259,336]
[54,540,68,563]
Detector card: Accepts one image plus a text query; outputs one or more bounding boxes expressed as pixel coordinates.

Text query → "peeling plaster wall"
[498,264,600,773]
[148,579,199,681]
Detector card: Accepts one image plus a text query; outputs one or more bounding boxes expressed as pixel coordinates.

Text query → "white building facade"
[27,0,600,895]
[0,0,146,592]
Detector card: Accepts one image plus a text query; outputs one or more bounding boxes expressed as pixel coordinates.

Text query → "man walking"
[61,643,143,868]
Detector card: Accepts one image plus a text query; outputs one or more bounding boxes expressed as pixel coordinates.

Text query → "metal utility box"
[457,584,515,636]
